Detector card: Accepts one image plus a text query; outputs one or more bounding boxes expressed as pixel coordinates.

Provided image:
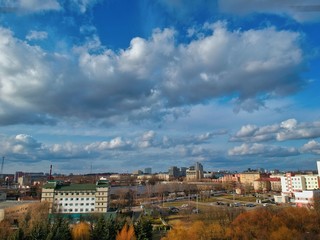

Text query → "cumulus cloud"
[219,0,320,22]
[0,23,305,125]
[85,137,132,152]
[301,140,320,154]
[231,119,320,142]
[0,134,44,160]
[228,143,299,157]
[26,30,48,41]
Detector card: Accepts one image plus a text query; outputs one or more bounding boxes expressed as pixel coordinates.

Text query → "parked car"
[246,203,256,207]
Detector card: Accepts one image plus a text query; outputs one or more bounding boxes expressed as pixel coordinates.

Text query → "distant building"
[294,190,320,208]
[0,191,6,201]
[0,201,38,223]
[280,173,319,195]
[156,173,170,181]
[253,178,281,192]
[133,170,143,175]
[144,168,152,174]
[240,172,267,186]
[41,179,110,214]
[186,162,204,181]
[168,166,180,178]
[179,167,187,177]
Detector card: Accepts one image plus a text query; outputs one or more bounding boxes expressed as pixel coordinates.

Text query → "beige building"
[41,179,110,214]
[240,172,266,186]
[0,201,38,223]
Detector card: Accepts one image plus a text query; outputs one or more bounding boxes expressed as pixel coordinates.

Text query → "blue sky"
[0,0,320,174]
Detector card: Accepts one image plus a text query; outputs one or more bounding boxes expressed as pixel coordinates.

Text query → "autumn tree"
[116,223,136,240]
[72,222,91,240]
[229,208,283,240]
[0,220,14,239]
[15,202,50,239]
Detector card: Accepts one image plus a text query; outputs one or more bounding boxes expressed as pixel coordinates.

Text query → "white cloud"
[219,0,320,22]
[26,30,48,41]
[228,143,299,157]
[301,140,320,154]
[231,119,320,142]
[0,23,305,125]
[85,137,132,151]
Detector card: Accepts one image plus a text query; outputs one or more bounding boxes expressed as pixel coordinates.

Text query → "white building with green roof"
[41,179,110,214]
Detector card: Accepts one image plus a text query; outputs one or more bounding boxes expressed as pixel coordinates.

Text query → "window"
[86,198,89,200]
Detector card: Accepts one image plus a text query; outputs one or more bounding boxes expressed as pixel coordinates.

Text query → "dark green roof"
[55,184,96,191]
[42,180,110,191]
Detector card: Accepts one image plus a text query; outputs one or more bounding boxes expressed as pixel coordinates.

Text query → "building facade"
[41,179,110,214]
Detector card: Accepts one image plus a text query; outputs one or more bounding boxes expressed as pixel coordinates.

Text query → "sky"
[0,0,320,174]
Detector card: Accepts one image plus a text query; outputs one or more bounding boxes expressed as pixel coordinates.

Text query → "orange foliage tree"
[116,223,136,240]
[72,221,91,240]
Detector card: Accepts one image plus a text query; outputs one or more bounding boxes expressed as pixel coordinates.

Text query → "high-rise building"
[168,166,180,178]
[186,162,204,181]
[144,168,152,174]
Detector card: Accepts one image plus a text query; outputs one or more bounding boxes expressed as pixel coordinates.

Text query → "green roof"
[42,180,110,191]
[56,184,96,191]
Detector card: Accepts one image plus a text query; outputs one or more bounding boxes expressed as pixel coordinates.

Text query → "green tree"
[134,217,153,240]
[46,216,72,240]
[91,215,109,240]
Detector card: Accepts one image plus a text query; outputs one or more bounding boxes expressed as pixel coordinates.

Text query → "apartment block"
[41,179,110,214]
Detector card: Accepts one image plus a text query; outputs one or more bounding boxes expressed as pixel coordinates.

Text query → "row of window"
[55,192,95,196]
[59,208,95,212]
[56,202,95,206]
[55,197,94,201]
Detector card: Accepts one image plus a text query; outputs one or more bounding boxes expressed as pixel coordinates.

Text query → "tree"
[91,215,117,240]
[134,217,153,240]
[229,208,283,240]
[0,220,14,240]
[72,222,90,240]
[270,226,300,240]
[116,223,136,240]
[46,216,72,240]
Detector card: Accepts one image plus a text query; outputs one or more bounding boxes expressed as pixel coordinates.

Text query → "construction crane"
[0,156,4,175]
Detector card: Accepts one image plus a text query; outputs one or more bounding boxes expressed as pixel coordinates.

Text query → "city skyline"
[0,0,320,174]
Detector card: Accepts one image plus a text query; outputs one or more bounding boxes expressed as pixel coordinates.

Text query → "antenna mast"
[0,156,4,175]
